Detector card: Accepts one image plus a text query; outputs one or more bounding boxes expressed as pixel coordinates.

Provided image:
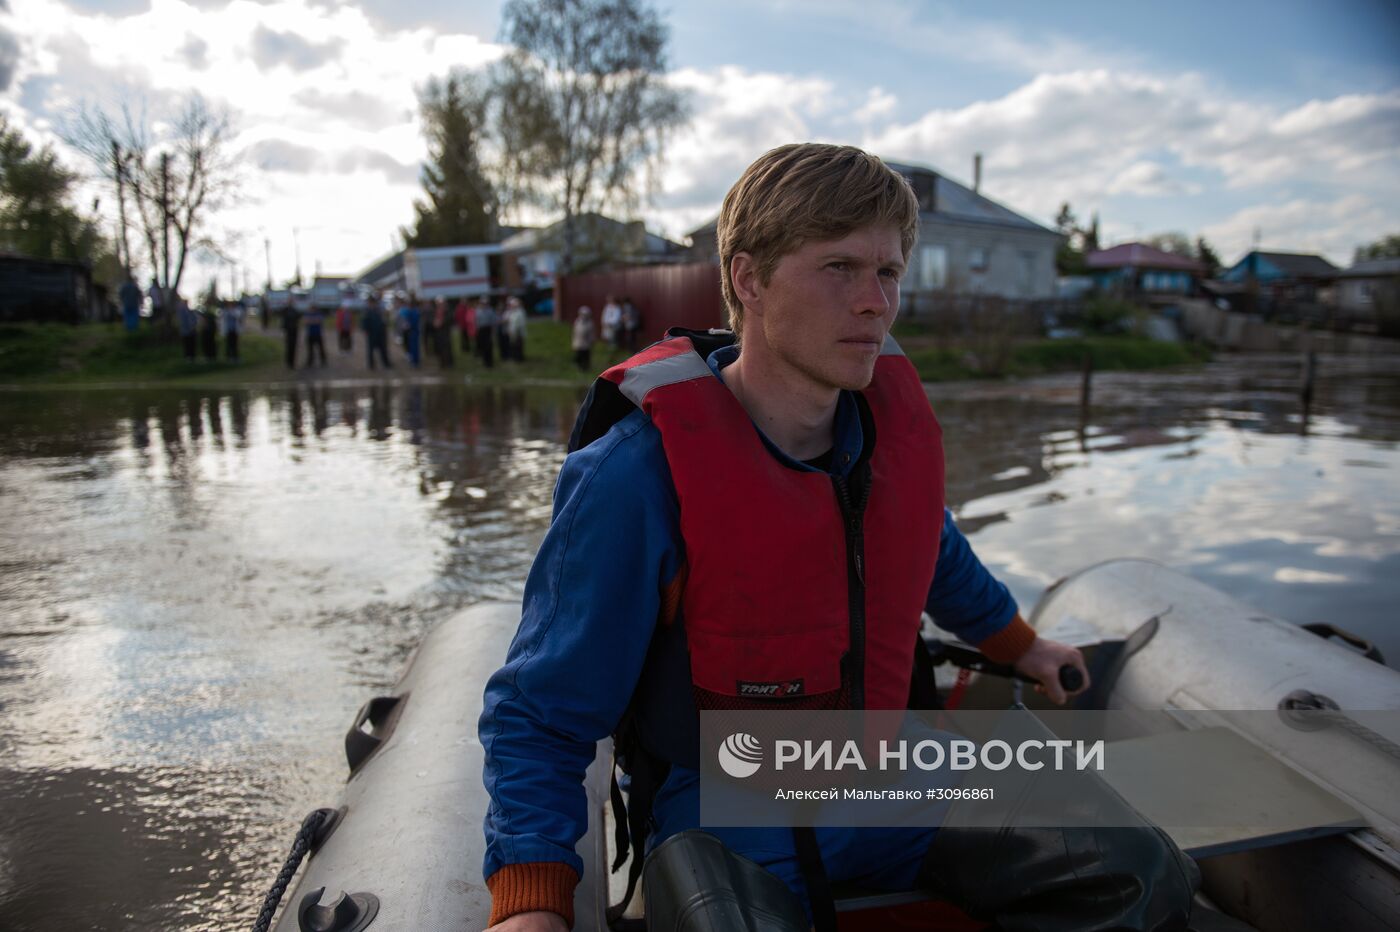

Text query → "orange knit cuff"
[975,613,1037,665]
[486,861,579,927]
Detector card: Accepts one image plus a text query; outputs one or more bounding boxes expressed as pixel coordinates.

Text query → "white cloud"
[1186,91,1400,189]
[0,22,18,92]
[249,138,319,173]
[5,0,1397,289]
[1106,160,1200,198]
[853,86,897,124]
[1201,195,1393,266]
[178,33,209,69]
[249,24,345,72]
[332,147,418,186]
[11,0,501,289]
[862,71,1208,215]
[648,65,838,240]
[860,69,1400,256]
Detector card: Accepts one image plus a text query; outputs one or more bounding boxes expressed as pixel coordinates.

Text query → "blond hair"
[717,144,920,340]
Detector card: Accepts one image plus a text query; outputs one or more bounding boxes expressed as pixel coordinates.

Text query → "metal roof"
[684,160,1057,240]
[1338,257,1400,278]
[501,213,682,255]
[355,250,404,285]
[1086,242,1203,273]
[1243,251,1340,279]
[884,161,1057,235]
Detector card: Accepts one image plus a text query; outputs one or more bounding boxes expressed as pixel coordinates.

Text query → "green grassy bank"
[896,329,1210,382]
[0,322,286,385]
[0,320,615,387]
[2,320,1207,388]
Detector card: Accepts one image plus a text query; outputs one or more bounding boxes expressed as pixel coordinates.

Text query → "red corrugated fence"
[555,262,726,345]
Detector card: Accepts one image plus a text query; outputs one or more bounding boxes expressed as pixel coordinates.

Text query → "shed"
[1086,242,1204,299]
[0,253,100,323]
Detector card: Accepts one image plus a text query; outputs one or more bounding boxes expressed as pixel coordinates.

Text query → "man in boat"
[479,144,1198,931]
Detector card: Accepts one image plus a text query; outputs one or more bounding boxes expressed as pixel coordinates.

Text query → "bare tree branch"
[63,93,242,320]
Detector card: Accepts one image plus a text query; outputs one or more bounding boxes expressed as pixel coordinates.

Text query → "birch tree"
[490,0,688,273]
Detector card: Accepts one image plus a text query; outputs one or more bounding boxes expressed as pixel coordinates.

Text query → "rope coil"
[252,808,336,932]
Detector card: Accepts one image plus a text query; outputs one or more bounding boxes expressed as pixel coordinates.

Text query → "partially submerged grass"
[892,322,1210,383]
[1009,336,1210,375]
[2,320,1209,388]
[0,322,283,385]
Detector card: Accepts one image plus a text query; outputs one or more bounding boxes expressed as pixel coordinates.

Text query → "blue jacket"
[479,346,1019,882]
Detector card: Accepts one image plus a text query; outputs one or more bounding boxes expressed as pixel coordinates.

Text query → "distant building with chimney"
[685,156,1062,305]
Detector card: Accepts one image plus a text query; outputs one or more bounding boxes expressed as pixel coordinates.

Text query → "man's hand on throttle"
[1012,637,1090,705]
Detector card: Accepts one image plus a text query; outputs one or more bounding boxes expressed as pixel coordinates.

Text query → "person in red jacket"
[480,144,1196,932]
[455,297,474,355]
[335,302,354,353]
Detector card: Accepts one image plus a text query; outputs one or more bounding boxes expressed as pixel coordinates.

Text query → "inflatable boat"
[261,560,1400,931]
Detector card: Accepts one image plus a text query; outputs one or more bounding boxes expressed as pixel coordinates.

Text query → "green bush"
[1011,336,1209,374]
[903,346,983,382]
[1078,296,1140,335]
[902,336,1206,382]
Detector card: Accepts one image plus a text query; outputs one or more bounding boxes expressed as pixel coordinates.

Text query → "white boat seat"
[1100,726,1364,858]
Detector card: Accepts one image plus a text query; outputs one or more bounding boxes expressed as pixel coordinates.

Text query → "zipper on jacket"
[833,472,870,708]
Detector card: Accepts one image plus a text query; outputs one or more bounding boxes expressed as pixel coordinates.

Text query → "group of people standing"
[279,292,529,373]
[600,295,643,351]
[571,294,644,371]
[425,295,528,369]
[280,300,326,369]
[178,296,245,362]
[117,274,247,365]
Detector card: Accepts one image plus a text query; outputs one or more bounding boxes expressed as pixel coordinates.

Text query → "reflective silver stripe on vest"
[880,333,905,357]
[618,348,714,406]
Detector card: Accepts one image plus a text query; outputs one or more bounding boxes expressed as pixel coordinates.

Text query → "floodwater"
[0,354,1397,930]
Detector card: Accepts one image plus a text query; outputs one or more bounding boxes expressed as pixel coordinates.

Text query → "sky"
[2,0,1398,297]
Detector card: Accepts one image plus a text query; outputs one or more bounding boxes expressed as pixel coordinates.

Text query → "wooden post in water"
[1078,350,1094,450]
[1300,350,1317,435]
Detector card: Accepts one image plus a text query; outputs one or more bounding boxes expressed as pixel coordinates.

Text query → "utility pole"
[293,227,302,287]
[263,236,273,289]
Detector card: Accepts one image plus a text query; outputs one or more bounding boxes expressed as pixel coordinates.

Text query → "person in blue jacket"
[479,144,1193,932]
[397,293,423,368]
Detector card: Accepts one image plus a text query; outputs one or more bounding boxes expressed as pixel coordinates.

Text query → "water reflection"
[929,355,1400,664]
[0,354,1396,929]
[0,380,585,927]
[0,766,272,931]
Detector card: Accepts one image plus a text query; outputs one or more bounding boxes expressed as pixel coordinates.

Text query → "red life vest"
[596,332,945,714]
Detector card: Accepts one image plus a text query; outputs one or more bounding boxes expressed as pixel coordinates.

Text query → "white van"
[403,245,502,300]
